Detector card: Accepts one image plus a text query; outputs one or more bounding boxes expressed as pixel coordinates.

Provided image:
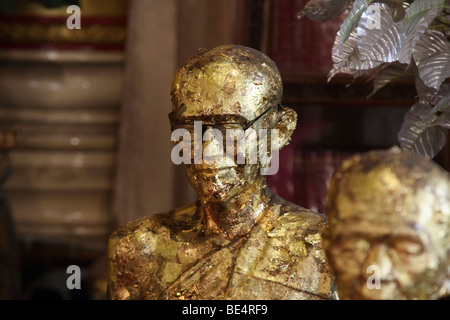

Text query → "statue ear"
[272,107,297,150]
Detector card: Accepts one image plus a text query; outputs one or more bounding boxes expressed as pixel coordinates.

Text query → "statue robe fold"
[107,198,336,300]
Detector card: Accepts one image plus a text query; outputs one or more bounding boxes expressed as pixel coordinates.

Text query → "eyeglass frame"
[169,103,283,132]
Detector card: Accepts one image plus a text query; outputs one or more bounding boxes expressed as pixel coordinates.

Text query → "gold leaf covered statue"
[324,147,450,300]
[107,45,336,300]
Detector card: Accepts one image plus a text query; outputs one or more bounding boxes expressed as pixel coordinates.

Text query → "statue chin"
[184,164,249,202]
[190,179,243,203]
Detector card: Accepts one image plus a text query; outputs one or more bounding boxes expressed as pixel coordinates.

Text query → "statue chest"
[138,225,333,300]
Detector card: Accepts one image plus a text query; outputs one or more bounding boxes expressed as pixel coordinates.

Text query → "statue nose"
[200,131,235,166]
[363,244,394,282]
[202,138,220,155]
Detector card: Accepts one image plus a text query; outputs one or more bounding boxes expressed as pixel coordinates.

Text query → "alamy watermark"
[366,4,381,30]
[366,264,381,289]
[66,265,81,290]
[66,5,81,30]
[171,121,280,175]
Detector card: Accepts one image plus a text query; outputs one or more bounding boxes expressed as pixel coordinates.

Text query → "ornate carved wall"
[0,0,127,247]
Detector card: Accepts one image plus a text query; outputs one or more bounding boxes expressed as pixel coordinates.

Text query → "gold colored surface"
[324,147,450,300]
[107,45,336,300]
[170,45,283,122]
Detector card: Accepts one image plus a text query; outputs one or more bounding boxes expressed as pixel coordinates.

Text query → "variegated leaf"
[437,114,450,128]
[328,29,371,80]
[297,0,350,21]
[429,84,450,108]
[368,62,413,97]
[357,3,405,64]
[415,72,439,104]
[428,86,450,128]
[398,100,448,158]
[337,0,374,49]
[329,3,405,80]
[397,0,444,64]
[413,30,450,90]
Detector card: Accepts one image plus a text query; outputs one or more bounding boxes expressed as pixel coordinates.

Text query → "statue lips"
[193,166,236,175]
[187,166,243,200]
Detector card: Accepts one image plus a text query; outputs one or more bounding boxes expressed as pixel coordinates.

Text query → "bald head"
[170,45,282,123]
[327,147,450,232]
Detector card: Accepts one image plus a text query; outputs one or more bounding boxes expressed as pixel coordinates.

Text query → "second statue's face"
[327,217,446,300]
[324,150,450,300]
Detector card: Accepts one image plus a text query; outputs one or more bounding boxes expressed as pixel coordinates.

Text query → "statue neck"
[200,180,273,240]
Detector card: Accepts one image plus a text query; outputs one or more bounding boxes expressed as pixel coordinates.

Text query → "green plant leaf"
[438,115,450,128]
[398,100,448,158]
[368,62,413,97]
[414,72,439,104]
[397,0,445,64]
[401,0,444,34]
[413,29,450,90]
[337,0,374,49]
[297,0,350,21]
[432,93,450,115]
[427,85,450,128]
[357,3,405,64]
[328,28,370,80]
[329,3,405,80]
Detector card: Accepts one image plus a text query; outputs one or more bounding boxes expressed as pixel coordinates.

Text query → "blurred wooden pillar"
[113,0,177,226]
[114,0,245,225]
[176,0,243,65]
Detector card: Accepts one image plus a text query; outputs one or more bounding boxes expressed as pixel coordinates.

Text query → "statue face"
[325,149,450,300]
[170,45,288,202]
[173,105,279,202]
[327,218,446,300]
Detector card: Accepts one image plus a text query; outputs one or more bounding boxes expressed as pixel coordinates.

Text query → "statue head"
[169,45,296,202]
[323,147,450,299]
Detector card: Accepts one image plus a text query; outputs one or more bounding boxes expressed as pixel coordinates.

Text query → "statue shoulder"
[108,201,201,252]
[266,196,329,256]
[272,195,328,235]
[107,201,200,299]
